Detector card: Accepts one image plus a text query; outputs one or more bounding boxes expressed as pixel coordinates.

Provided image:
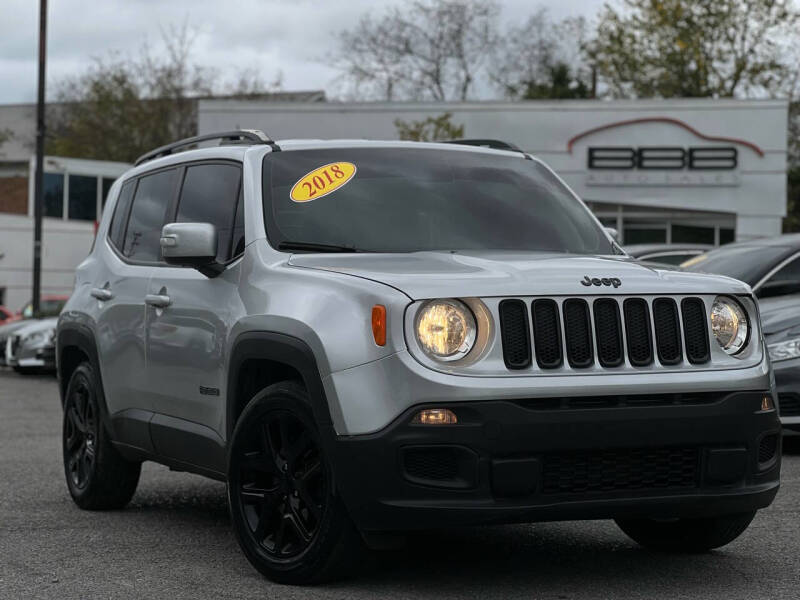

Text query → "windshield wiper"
[277,241,364,253]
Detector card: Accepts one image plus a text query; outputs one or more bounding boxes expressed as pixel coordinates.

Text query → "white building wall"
[0,214,95,310]
[199,98,788,241]
[0,156,129,310]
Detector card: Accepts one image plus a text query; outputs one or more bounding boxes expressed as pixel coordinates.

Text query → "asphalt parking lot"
[1,368,799,600]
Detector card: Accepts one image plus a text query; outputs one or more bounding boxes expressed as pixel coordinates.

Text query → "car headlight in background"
[768,338,800,363]
[415,299,476,361]
[23,328,56,346]
[710,296,749,355]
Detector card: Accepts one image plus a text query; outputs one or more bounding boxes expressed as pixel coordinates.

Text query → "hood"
[758,294,800,339]
[288,250,751,299]
[13,317,58,338]
[0,319,33,339]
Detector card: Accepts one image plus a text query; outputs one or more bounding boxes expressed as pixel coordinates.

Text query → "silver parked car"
[5,317,58,373]
[57,131,780,584]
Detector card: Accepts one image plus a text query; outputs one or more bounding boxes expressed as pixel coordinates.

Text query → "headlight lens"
[710,296,749,355]
[768,337,800,362]
[415,299,476,361]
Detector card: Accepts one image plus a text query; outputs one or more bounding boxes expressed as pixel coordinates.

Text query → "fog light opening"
[761,395,775,411]
[411,408,458,425]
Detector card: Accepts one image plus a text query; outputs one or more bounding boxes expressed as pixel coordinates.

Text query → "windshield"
[21,299,66,319]
[262,148,614,254]
[681,245,791,285]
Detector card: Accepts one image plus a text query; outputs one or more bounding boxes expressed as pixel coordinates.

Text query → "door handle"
[90,287,113,301]
[145,294,171,308]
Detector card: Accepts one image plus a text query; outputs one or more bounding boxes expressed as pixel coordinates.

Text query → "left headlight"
[710,296,749,355]
[24,328,55,345]
[415,299,476,361]
[768,337,800,363]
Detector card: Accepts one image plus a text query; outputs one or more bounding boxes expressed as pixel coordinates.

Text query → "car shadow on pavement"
[106,462,788,597]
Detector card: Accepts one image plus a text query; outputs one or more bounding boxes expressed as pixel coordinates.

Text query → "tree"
[394,112,465,140]
[47,24,281,163]
[333,0,499,101]
[592,0,800,98]
[492,11,593,100]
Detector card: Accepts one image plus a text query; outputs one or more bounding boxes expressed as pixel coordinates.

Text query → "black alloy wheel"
[237,410,326,559]
[64,374,99,490]
[62,362,141,510]
[228,381,362,584]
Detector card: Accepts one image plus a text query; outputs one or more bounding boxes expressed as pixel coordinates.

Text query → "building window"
[68,174,98,221]
[720,228,735,245]
[43,172,64,218]
[671,224,715,244]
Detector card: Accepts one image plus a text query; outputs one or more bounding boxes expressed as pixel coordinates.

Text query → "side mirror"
[160,222,223,277]
[604,227,619,241]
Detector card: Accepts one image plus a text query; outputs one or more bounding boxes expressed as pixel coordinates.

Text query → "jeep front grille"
[499,296,711,371]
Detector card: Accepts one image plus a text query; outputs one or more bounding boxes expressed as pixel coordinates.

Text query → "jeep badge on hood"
[581,275,622,288]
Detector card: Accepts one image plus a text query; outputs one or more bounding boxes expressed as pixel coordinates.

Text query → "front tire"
[62,363,141,510]
[615,511,757,552]
[227,381,362,584]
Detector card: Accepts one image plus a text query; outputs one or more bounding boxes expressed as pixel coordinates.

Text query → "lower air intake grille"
[404,448,458,481]
[681,298,710,364]
[400,446,478,489]
[758,435,778,465]
[542,447,699,495]
[623,299,653,366]
[499,299,531,369]
[532,299,563,369]
[779,393,800,417]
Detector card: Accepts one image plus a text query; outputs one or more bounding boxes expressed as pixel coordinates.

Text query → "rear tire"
[227,381,363,585]
[62,362,141,510]
[615,511,757,552]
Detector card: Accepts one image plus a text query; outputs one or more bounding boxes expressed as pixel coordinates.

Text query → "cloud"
[0,0,602,104]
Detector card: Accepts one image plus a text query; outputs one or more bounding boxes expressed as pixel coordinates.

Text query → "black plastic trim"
[226,331,333,441]
[498,299,532,369]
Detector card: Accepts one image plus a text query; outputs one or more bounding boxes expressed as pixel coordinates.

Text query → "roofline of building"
[199,97,790,113]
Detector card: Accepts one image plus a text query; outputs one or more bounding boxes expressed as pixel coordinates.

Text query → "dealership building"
[0,98,789,311]
[199,97,789,246]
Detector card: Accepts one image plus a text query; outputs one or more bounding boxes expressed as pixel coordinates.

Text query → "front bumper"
[773,356,800,431]
[332,391,780,532]
[6,341,56,370]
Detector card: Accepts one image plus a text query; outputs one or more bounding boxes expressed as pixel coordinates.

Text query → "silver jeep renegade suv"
[57,130,780,584]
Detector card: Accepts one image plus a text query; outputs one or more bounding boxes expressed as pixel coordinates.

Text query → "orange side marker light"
[372,305,387,346]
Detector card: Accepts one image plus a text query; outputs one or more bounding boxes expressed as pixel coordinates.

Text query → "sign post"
[32,0,47,317]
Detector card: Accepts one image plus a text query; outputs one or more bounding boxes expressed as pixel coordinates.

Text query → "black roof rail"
[134,129,277,166]
[440,138,524,153]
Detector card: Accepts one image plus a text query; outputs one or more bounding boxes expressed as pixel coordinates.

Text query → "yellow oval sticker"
[290,162,357,203]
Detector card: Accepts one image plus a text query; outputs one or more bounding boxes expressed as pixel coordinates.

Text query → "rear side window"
[123,169,177,262]
[175,163,242,262]
[108,180,136,250]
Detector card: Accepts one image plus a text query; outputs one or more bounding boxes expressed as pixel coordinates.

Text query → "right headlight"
[710,296,749,355]
[414,299,476,361]
[768,337,800,363]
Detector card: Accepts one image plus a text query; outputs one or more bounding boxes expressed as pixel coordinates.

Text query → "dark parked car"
[0,295,67,367]
[624,243,712,266]
[761,294,800,431]
[682,234,800,299]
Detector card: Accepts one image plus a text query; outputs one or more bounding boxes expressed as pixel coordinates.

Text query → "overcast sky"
[0,0,605,104]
